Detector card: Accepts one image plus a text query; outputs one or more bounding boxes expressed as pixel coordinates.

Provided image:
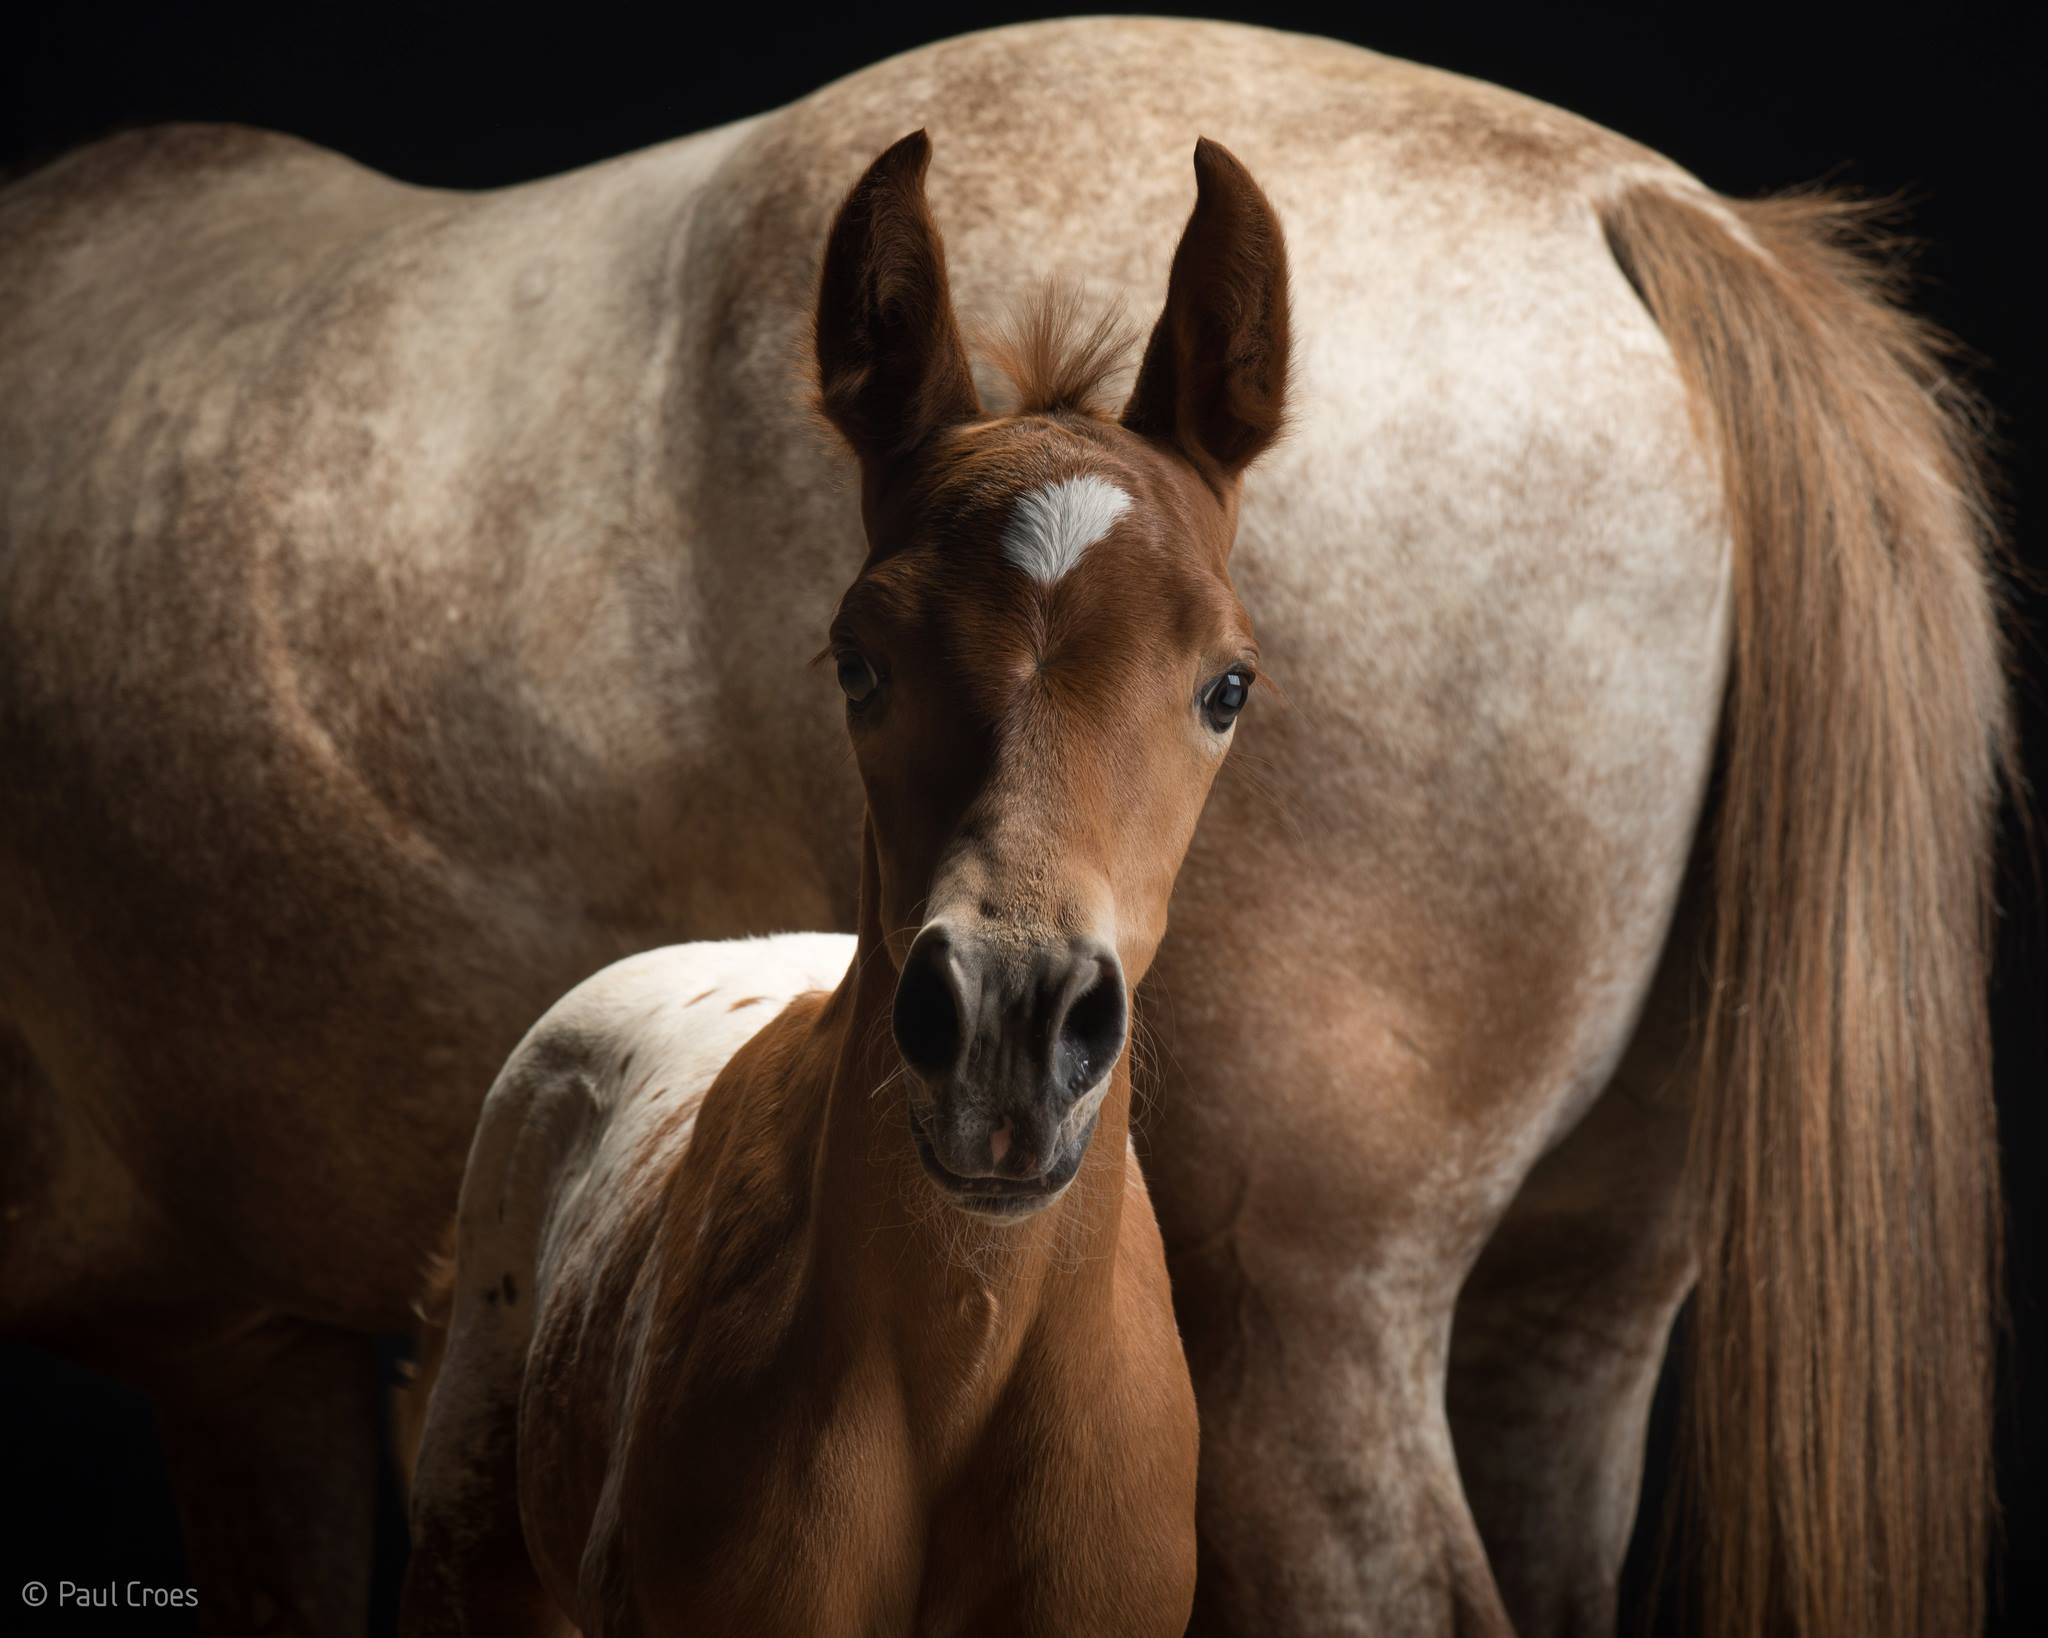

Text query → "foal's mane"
[978,283,1137,418]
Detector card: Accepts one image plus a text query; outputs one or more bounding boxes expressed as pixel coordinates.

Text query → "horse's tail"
[1600,186,2010,1637]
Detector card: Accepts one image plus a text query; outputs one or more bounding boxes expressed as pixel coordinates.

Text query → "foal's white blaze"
[1001,475,1132,583]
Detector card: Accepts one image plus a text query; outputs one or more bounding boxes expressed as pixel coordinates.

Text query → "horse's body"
[0,17,2002,1638]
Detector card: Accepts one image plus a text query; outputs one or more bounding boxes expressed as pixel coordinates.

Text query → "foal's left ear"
[1122,139,1291,489]
[814,130,982,479]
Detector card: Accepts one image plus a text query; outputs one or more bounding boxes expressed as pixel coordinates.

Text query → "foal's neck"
[799,862,1133,1435]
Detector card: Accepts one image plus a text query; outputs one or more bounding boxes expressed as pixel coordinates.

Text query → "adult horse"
[0,16,2004,1638]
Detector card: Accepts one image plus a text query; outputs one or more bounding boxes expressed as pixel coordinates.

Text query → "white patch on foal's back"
[469,934,856,1302]
[1002,475,1131,583]
[560,934,856,1153]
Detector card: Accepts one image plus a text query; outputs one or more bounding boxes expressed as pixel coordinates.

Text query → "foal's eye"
[836,651,881,705]
[1200,669,1253,733]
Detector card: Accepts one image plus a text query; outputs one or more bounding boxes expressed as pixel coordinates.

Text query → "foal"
[401,130,1290,1637]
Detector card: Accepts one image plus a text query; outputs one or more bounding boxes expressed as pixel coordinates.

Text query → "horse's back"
[0,122,421,515]
[1,122,400,300]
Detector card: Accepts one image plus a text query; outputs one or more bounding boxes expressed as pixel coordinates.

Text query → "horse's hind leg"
[1446,895,1702,1638]
[152,1318,381,1637]
[1148,967,1519,1637]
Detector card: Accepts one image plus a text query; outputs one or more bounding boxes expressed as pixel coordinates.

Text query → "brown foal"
[400,129,1290,1636]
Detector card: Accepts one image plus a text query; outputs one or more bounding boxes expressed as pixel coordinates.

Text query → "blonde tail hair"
[1602,185,2010,1638]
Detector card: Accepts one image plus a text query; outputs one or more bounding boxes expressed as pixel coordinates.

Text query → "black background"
[3,3,2040,1633]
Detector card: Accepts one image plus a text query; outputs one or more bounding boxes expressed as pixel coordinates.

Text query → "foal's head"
[815,131,1289,1220]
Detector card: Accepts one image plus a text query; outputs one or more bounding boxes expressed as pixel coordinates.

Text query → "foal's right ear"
[813,131,981,478]
[1122,138,1291,490]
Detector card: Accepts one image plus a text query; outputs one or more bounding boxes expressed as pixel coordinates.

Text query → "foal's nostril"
[893,928,969,1078]
[1049,947,1127,1100]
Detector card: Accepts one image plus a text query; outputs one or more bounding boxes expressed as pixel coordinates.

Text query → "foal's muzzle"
[892,922,1127,1217]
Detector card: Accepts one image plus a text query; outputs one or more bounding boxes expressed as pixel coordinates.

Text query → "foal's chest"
[615,1367,1196,1638]
[908,1453,1198,1638]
